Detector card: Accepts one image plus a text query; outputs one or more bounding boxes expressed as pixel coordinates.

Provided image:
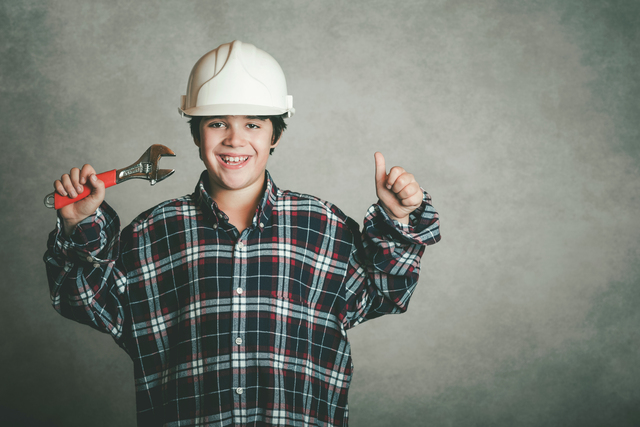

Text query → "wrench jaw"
[149,145,177,185]
[152,168,176,186]
[115,144,176,185]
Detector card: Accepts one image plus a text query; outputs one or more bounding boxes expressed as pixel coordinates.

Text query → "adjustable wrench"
[44,144,176,209]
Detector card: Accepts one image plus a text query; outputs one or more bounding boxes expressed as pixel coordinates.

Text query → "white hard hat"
[179,40,294,118]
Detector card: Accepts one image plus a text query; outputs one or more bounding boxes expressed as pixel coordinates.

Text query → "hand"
[374,152,423,225]
[53,164,105,236]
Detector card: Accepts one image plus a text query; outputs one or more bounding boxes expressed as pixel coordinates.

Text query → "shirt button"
[236,387,243,395]
[93,263,100,269]
[235,337,243,345]
[86,255,93,262]
[217,212,223,218]
[236,287,243,295]
[259,222,264,228]
[213,223,218,229]
[237,242,244,249]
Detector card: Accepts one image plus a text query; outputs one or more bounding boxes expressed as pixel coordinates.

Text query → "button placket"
[231,235,248,408]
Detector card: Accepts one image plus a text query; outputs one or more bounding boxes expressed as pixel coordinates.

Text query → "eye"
[208,121,226,128]
[247,123,260,129]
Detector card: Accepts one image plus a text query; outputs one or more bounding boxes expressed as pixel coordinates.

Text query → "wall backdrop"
[2,1,639,426]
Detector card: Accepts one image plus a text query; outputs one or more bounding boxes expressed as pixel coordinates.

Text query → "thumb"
[374,152,387,189]
[78,174,105,214]
[88,173,105,199]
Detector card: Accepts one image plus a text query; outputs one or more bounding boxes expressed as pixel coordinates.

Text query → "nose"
[224,126,246,147]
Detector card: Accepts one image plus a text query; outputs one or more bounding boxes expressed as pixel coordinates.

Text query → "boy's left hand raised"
[374,152,423,225]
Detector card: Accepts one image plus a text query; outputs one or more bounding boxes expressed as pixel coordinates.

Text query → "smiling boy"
[45,41,441,426]
[195,115,282,231]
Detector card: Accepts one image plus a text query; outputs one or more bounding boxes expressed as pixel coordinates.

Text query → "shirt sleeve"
[43,202,130,349]
[340,189,441,330]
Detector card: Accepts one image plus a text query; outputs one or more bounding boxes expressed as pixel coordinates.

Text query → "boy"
[45,40,440,426]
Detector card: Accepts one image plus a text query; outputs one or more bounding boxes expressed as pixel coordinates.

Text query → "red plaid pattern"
[44,171,440,426]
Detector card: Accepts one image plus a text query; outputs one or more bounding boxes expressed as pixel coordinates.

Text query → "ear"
[271,134,281,150]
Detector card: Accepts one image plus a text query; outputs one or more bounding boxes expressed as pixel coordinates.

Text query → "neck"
[208,174,265,231]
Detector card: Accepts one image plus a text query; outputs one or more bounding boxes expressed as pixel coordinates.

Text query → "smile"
[218,155,250,167]
[216,154,251,169]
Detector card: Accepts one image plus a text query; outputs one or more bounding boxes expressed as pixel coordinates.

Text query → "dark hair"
[189,115,287,155]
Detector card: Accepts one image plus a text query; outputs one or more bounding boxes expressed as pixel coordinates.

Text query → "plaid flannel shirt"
[44,171,440,426]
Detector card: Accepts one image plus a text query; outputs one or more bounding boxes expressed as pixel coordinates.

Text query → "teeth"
[222,156,248,164]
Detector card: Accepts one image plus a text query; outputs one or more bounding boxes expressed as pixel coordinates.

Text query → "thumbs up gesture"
[374,152,423,225]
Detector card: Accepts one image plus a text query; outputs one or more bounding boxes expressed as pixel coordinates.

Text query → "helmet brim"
[180,103,294,118]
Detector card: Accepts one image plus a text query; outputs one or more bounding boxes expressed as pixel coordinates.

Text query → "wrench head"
[147,144,176,185]
[116,144,176,184]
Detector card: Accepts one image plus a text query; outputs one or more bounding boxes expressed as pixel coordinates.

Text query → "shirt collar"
[196,170,278,232]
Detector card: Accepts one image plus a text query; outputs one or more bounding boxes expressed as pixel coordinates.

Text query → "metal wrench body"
[44,144,176,209]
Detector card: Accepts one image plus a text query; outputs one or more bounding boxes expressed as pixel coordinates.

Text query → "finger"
[395,181,421,200]
[54,179,67,197]
[61,174,77,198]
[400,187,422,209]
[374,152,387,189]
[390,171,414,195]
[69,167,83,194]
[86,173,106,203]
[79,164,96,185]
[71,173,105,218]
[399,188,423,207]
[386,166,407,190]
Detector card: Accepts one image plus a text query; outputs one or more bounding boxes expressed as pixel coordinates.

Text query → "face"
[196,115,279,195]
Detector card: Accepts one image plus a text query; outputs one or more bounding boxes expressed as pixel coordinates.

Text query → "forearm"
[44,202,129,341]
[341,190,440,328]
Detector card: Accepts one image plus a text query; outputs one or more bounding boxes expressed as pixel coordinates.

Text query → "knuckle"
[395,174,410,187]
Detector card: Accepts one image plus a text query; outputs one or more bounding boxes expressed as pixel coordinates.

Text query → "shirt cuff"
[367,189,441,246]
[51,202,120,264]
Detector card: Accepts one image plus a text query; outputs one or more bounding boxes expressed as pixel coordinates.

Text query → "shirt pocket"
[267,285,310,367]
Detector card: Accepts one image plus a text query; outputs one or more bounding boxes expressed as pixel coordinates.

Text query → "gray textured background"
[2,0,639,426]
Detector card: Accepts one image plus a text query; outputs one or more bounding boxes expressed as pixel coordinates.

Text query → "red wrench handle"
[54,170,117,209]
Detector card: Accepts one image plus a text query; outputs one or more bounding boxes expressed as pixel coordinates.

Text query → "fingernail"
[77,185,83,193]
[91,174,97,182]
[386,184,392,190]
